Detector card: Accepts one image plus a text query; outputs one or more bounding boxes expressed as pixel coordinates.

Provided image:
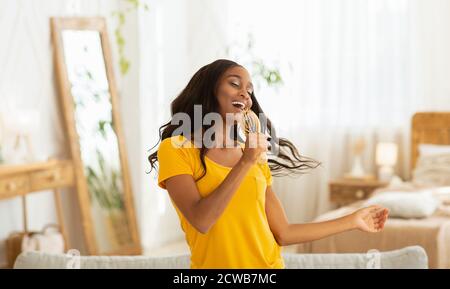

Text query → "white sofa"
[14,246,428,269]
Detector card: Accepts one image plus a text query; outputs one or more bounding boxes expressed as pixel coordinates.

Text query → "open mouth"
[231,101,246,111]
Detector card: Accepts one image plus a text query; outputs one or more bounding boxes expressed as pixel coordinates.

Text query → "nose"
[239,90,252,109]
[239,89,251,101]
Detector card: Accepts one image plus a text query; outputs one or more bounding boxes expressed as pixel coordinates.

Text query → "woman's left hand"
[351,205,389,233]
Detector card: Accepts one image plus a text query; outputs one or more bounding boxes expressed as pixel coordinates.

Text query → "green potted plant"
[86,149,132,247]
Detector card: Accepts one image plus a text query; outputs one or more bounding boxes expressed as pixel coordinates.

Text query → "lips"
[231,101,246,111]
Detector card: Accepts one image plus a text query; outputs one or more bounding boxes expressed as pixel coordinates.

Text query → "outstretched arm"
[265,186,389,246]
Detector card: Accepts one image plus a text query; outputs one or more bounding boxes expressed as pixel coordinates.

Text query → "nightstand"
[329,178,389,207]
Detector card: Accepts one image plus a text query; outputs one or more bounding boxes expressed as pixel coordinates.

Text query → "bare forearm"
[194,159,253,233]
[280,214,357,246]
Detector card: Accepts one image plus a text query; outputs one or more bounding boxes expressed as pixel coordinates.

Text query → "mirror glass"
[61,30,132,253]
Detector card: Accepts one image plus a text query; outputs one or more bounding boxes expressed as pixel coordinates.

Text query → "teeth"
[232,101,245,110]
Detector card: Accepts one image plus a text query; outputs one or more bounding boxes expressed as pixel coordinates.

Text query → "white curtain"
[217,0,450,222]
[138,0,450,250]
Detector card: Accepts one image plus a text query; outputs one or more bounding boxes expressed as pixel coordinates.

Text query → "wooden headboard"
[411,112,450,170]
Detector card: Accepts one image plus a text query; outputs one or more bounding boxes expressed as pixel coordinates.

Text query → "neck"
[214,123,236,149]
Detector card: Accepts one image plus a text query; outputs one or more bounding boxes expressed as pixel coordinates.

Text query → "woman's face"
[216,66,253,123]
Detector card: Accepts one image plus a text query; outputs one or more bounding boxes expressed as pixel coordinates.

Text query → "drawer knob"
[7,182,17,191]
[356,190,364,199]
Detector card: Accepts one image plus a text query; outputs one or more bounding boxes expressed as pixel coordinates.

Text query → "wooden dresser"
[0,160,75,200]
[0,159,76,262]
[329,178,389,207]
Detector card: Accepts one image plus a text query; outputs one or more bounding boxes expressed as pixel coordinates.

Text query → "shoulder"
[159,135,193,149]
[158,135,197,158]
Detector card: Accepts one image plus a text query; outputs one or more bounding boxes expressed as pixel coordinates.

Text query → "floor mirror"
[51,17,141,255]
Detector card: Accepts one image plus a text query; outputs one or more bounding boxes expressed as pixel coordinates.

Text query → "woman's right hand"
[241,132,269,165]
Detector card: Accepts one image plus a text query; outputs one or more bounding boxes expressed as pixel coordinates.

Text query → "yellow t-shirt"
[157,135,285,269]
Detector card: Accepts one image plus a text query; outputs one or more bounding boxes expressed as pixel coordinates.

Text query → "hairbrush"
[240,108,268,164]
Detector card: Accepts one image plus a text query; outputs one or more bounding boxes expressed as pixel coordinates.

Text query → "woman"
[148,59,389,269]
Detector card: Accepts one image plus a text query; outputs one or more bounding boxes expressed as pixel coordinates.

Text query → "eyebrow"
[227,74,254,89]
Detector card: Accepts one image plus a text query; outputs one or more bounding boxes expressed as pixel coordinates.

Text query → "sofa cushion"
[14,245,428,269]
[282,246,428,269]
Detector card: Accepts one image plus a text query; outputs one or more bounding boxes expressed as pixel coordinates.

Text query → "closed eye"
[230,81,253,96]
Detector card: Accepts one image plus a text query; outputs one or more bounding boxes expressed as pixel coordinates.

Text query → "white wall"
[0,0,131,266]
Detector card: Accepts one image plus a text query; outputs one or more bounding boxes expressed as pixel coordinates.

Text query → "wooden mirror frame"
[50,17,141,255]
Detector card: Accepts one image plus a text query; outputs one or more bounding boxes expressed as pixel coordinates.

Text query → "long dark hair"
[148,59,319,178]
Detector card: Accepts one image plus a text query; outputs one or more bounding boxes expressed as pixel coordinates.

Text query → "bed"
[285,112,450,269]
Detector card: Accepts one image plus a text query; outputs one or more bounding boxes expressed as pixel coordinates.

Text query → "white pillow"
[365,190,439,219]
[413,153,450,186]
[419,144,450,156]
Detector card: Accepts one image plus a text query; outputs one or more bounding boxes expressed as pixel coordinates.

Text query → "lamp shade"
[376,142,398,166]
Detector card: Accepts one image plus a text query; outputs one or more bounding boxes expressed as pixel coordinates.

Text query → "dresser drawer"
[30,162,75,191]
[0,175,30,199]
[330,187,370,204]
[329,179,388,207]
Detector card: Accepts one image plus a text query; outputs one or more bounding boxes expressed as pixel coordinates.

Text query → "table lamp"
[376,142,398,182]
